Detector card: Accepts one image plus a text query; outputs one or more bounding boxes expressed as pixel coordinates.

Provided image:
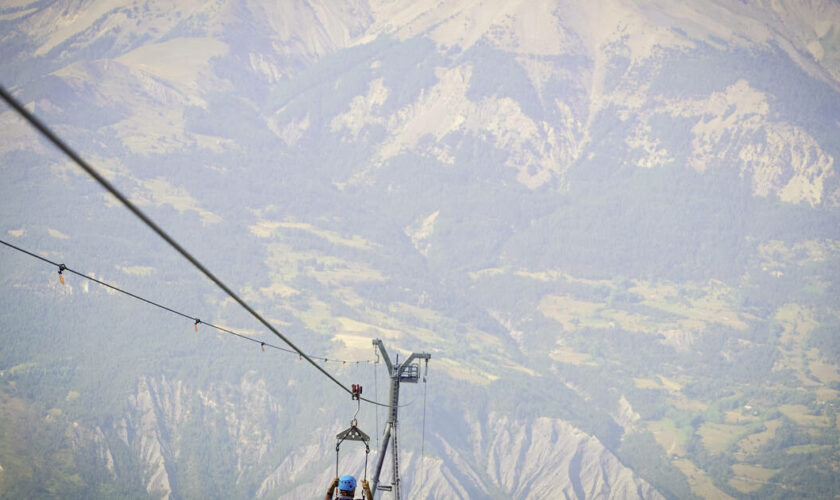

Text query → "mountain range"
[1,0,839,498]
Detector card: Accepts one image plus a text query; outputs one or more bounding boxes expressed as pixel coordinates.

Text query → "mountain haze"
[1,0,840,498]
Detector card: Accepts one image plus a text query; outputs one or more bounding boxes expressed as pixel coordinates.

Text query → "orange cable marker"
[261,343,265,352]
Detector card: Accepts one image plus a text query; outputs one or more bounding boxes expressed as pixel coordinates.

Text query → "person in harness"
[325,474,372,499]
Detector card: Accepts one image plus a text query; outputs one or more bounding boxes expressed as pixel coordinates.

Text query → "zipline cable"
[0,85,385,407]
[0,238,376,363]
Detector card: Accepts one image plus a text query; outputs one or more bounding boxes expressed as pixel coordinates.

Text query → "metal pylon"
[369,339,431,499]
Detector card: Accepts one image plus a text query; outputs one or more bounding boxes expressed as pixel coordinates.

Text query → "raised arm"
[362,479,373,499]
[325,477,338,500]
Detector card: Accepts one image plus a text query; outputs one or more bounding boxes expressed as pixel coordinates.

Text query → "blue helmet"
[339,475,357,491]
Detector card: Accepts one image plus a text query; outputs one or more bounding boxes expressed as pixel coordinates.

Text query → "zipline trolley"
[334,384,370,497]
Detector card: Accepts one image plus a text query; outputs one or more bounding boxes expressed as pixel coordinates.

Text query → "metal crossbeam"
[336,425,370,443]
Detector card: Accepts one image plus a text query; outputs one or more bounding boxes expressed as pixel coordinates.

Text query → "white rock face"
[404,210,440,256]
[471,412,662,499]
[626,79,836,205]
[125,376,189,498]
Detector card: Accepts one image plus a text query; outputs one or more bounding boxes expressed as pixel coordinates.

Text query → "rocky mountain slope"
[47,373,658,499]
[1,0,839,498]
